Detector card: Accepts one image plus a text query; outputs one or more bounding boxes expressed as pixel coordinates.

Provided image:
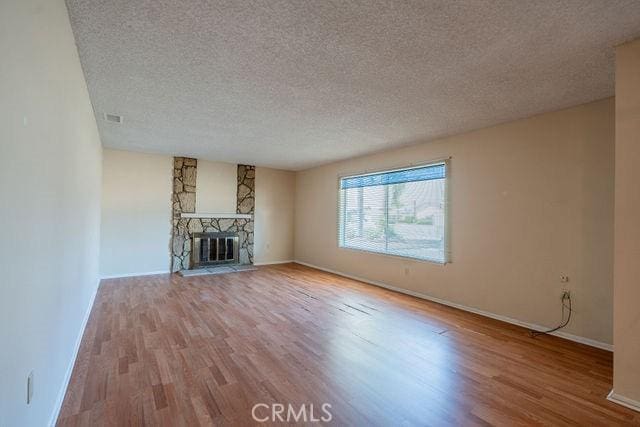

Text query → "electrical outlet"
[27,371,34,404]
[560,274,569,283]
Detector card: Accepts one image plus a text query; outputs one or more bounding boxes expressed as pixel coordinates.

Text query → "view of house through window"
[338,162,448,263]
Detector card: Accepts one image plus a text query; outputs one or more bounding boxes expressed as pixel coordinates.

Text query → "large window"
[338,161,449,263]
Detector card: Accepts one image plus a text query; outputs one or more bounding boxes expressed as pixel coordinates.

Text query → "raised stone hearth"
[171,159,255,272]
[178,264,257,277]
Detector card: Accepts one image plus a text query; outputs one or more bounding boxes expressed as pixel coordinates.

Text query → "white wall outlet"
[27,371,34,404]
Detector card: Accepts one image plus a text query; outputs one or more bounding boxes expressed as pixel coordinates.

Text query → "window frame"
[337,159,451,265]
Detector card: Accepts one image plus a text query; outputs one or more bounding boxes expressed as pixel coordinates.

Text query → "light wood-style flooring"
[57,263,639,426]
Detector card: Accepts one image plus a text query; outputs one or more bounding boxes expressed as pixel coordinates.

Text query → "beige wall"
[0,0,103,425]
[101,152,294,274]
[254,167,296,264]
[196,160,237,213]
[613,39,640,404]
[101,149,172,277]
[295,98,615,345]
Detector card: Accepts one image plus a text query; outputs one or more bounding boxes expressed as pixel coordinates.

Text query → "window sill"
[338,245,449,265]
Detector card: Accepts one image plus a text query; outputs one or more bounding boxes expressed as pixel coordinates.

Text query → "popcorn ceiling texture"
[66,1,640,170]
[171,159,255,271]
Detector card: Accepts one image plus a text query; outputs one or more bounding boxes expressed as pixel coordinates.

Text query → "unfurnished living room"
[2,0,640,426]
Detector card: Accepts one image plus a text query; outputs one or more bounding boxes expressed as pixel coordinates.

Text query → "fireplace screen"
[191,232,239,268]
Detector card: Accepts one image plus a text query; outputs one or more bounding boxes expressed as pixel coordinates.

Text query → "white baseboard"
[253,260,294,266]
[48,277,100,426]
[100,270,170,279]
[607,390,640,413]
[293,260,613,352]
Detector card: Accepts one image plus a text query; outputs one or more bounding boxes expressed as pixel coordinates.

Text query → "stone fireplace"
[171,158,255,272]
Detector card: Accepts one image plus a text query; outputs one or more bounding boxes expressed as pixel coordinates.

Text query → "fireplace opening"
[191,232,239,268]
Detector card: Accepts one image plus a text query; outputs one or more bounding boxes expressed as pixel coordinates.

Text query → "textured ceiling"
[67,0,640,170]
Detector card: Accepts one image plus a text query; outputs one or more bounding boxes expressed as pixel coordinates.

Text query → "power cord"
[529,291,572,337]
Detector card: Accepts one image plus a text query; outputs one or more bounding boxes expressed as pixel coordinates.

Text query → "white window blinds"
[338,161,449,264]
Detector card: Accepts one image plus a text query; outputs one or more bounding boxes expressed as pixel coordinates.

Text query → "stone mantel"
[181,213,252,219]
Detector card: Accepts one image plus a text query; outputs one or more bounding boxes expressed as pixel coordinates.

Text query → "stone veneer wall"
[171,157,197,271]
[236,165,255,264]
[171,158,255,272]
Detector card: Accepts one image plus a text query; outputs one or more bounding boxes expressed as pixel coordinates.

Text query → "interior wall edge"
[607,390,640,413]
[100,271,171,280]
[48,278,100,427]
[293,260,613,352]
[253,260,295,266]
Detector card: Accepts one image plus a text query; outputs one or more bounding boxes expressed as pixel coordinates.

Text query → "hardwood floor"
[57,263,638,426]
